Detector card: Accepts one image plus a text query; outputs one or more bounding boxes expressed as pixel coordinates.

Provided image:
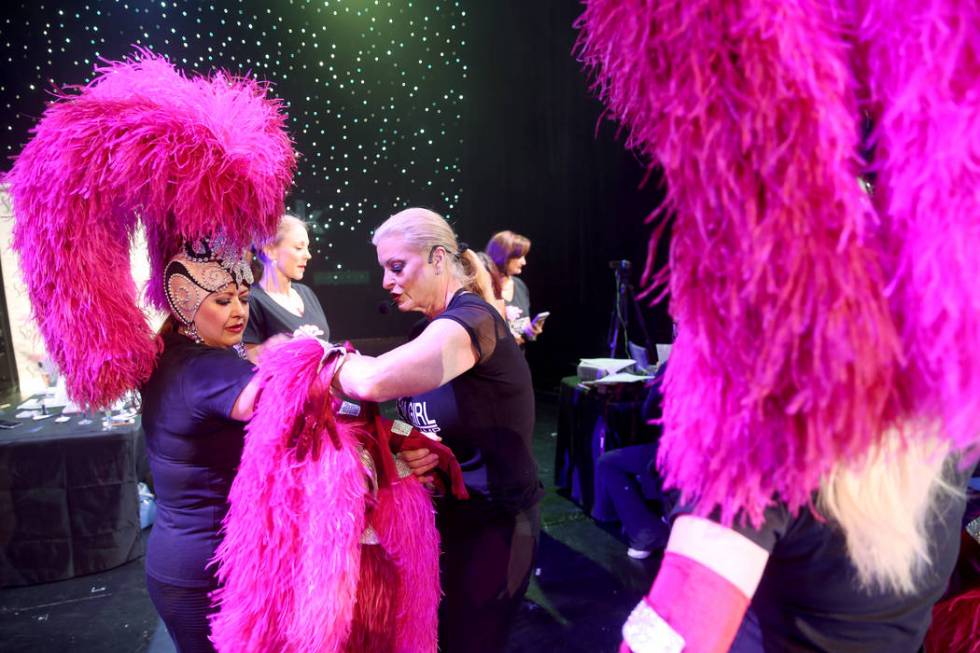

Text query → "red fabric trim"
[642,552,750,653]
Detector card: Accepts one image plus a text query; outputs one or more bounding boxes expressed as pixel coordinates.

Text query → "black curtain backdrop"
[458,1,671,389]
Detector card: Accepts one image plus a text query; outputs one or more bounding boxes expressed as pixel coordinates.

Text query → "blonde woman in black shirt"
[333,208,542,653]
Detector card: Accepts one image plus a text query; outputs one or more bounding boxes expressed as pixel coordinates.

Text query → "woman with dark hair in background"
[244,215,329,356]
[486,230,546,345]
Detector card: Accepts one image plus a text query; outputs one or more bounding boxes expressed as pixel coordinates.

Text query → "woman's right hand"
[397,447,440,484]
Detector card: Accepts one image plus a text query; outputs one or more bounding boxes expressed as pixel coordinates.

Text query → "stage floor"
[0,394,660,652]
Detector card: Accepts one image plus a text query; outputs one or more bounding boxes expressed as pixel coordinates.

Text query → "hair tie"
[457,242,469,257]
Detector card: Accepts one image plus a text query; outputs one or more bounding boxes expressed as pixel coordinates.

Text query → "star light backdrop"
[2,1,673,384]
[1,0,466,328]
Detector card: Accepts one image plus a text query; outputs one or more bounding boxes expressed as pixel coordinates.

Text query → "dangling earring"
[234,342,248,360]
[183,322,204,344]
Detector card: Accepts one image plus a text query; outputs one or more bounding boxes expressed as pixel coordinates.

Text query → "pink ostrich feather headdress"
[857,0,980,456]
[577,0,980,526]
[4,49,295,408]
[576,0,911,527]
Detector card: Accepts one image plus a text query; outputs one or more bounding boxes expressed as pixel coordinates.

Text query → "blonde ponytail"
[818,424,960,595]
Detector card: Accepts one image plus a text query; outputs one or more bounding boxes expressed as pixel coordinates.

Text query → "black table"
[554,376,660,513]
[0,402,145,587]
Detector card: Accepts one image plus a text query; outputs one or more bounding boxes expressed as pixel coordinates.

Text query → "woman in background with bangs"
[486,230,546,346]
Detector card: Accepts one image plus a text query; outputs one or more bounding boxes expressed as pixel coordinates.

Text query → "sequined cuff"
[360,525,379,545]
[395,456,413,479]
[622,599,685,653]
[967,515,980,545]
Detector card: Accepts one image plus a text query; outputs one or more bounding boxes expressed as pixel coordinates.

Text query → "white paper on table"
[590,372,655,385]
[578,358,636,373]
[61,401,82,415]
[45,377,70,407]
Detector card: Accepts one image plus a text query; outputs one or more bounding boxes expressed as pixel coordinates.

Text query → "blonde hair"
[252,214,307,280]
[372,208,481,290]
[818,424,959,595]
[270,214,306,247]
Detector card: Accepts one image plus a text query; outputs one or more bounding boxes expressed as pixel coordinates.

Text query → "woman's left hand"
[522,320,543,341]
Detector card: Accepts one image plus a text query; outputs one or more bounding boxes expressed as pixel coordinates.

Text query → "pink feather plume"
[577,0,905,525]
[210,338,365,652]
[372,481,441,653]
[4,49,295,408]
[859,0,980,459]
[210,337,440,652]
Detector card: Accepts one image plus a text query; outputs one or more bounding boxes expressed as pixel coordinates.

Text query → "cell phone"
[532,311,550,326]
[0,419,22,429]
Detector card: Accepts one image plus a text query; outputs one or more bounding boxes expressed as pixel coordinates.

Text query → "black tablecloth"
[554,376,659,512]
[0,403,145,587]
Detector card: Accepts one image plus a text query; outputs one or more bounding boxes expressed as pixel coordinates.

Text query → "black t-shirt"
[140,332,255,587]
[728,467,970,653]
[398,290,542,513]
[243,283,329,344]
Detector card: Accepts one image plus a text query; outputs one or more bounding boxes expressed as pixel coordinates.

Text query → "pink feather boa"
[577,0,906,526]
[210,338,440,653]
[4,50,295,408]
[858,0,980,457]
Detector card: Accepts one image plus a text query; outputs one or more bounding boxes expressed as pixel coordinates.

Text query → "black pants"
[437,499,541,653]
[146,574,218,653]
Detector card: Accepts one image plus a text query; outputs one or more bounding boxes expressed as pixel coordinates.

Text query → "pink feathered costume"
[210,338,449,653]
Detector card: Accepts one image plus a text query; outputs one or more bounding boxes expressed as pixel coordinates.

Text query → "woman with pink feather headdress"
[576,0,980,652]
[4,51,446,653]
[4,51,295,651]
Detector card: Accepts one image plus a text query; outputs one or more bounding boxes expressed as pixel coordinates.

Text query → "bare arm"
[229,334,291,420]
[621,516,770,653]
[334,318,479,402]
[229,373,262,421]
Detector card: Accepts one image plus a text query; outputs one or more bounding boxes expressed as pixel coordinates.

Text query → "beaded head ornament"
[165,238,254,326]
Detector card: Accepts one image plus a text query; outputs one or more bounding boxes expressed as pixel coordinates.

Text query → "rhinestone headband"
[164,237,253,325]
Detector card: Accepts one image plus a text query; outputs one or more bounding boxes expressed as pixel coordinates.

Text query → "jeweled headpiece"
[164,238,254,325]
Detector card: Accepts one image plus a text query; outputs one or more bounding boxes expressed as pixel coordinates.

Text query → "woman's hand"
[397,447,440,484]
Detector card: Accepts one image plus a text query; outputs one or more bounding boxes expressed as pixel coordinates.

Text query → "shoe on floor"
[627,547,652,560]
